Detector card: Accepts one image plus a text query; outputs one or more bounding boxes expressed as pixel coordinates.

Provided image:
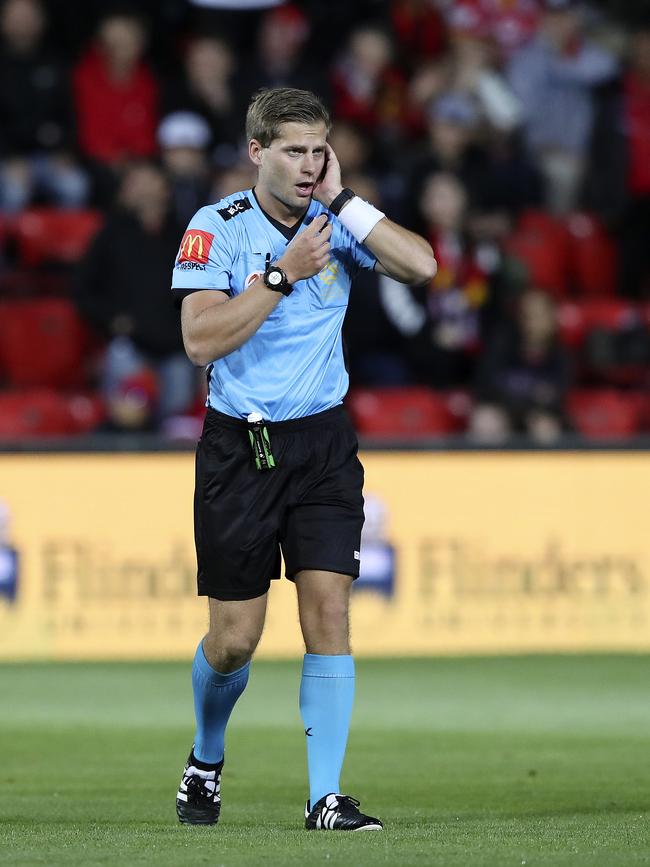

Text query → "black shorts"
[194,405,365,600]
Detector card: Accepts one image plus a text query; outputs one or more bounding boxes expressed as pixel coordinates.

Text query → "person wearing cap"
[403,90,483,215]
[158,111,214,226]
[422,91,482,175]
[507,0,617,213]
[170,86,436,832]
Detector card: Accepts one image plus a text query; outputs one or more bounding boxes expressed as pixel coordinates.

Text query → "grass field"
[1,656,649,866]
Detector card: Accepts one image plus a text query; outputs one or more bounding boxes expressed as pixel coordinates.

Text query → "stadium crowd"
[0,0,649,443]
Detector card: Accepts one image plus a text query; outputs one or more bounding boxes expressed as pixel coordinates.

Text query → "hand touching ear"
[312,143,343,210]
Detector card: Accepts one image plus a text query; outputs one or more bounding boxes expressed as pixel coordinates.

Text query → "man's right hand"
[277,214,332,284]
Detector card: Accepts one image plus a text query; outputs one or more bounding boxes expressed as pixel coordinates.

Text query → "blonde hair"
[246,88,330,147]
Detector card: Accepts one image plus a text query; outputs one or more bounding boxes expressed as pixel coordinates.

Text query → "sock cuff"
[302,653,355,678]
[189,749,223,771]
[193,641,251,686]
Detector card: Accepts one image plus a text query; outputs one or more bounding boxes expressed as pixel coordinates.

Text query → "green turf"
[1,656,649,866]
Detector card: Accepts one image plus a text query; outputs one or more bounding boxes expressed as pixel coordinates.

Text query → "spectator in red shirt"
[73,9,158,170]
[390,0,447,70]
[331,25,418,147]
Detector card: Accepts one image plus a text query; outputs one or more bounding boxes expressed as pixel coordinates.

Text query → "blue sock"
[192,641,250,764]
[299,653,355,806]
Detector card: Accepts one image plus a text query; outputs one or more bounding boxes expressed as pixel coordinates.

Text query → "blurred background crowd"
[0,0,649,444]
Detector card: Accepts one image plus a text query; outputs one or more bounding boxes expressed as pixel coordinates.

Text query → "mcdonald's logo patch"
[178,230,214,265]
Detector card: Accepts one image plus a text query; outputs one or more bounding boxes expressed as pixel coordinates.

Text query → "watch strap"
[328,188,356,217]
[263,255,293,296]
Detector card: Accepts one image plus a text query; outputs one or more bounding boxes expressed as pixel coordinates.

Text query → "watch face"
[268,270,283,286]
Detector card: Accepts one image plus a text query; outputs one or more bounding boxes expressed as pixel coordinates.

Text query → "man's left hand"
[312,143,343,209]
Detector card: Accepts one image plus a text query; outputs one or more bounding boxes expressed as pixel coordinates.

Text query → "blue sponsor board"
[0,546,18,604]
[354,493,396,598]
[355,541,396,598]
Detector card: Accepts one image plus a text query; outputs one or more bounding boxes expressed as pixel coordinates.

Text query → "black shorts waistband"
[204,404,346,433]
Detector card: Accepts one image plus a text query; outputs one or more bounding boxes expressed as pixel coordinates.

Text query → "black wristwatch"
[263,255,293,296]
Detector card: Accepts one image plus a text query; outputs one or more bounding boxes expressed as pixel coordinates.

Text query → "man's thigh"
[194,417,283,601]
[281,418,365,581]
[282,500,364,581]
[194,406,365,598]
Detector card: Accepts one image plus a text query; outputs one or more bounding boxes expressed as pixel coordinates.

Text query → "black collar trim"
[252,188,307,242]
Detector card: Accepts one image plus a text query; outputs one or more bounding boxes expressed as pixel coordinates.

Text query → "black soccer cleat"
[176,751,223,826]
[304,793,384,831]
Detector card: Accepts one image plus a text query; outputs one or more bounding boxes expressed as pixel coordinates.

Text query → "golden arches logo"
[178,230,214,264]
[183,234,203,259]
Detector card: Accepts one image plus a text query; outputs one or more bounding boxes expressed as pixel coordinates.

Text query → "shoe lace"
[186,775,213,801]
[336,795,360,811]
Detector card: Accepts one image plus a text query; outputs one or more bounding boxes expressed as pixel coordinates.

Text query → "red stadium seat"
[347,387,468,437]
[505,209,571,298]
[581,299,638,331]
[0,390,105,438]
[560,300,650,387]
[565,212,617,297]
[557,300,643,347]
[0,298,92,387]
[635,392,650,433]
[0,390,70,437]
[12,207,103,267]
[567,389,642,439]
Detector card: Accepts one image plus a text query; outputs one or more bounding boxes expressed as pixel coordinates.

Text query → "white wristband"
[337,196,385,242]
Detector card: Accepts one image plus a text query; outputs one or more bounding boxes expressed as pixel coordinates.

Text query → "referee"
[171,87,436,831]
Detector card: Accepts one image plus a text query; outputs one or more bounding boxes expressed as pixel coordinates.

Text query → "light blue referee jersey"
[171,189,376,421]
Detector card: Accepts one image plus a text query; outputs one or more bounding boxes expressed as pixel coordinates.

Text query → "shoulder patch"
[178,229,214,264]
[217,197,252,221]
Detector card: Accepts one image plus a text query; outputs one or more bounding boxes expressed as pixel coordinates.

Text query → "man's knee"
[204,594,267,671]
[309,595,350,632]
[203,630,260,672]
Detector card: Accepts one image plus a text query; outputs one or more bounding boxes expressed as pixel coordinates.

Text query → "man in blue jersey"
[172,87,436,831]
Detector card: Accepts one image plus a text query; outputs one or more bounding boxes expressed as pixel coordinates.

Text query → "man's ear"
[249,138,264,167]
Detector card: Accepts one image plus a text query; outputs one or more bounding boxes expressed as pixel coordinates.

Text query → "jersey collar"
[249,187,320,244]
